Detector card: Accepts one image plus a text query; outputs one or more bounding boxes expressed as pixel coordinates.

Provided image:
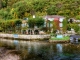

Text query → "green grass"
[50,36,70,41]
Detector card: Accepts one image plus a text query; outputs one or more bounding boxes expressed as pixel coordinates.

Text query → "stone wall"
[0,33,50,40]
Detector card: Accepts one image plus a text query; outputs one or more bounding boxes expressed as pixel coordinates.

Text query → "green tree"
[12,1,33,18]
[28,18,35,28]
[63,19,67,32]
[46,6,58,15]
[35,17,44,28]
[0,7,13,20]
[28,17,44,28]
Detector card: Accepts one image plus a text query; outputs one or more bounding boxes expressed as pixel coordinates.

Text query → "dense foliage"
[0,0,80,34]
[28,17,44,28]
[0,0,80,19]
[0,19,22,32]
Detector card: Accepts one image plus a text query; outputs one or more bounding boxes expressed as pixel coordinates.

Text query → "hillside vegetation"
[0,0,80,20]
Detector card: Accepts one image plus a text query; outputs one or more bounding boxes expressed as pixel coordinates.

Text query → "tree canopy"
[0,0,80,19]
[28,17,44,28]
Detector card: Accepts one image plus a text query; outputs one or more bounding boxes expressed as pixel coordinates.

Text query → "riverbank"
[0,33,71,43]
[49,36,70,43]
[0,33,50,40]
[49,40,70,43]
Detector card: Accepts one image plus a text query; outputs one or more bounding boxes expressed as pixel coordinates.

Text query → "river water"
[0,39,80,60]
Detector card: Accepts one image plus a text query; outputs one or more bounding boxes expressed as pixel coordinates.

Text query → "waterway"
[0,38,80,60]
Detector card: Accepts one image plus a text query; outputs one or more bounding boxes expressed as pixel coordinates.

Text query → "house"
[43,15,65,32]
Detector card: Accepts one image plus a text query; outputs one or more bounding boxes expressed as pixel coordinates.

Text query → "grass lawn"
[50,36,70,41]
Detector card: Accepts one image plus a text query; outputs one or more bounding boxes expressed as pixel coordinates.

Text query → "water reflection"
[0,39,80,60]
[13,40,19,50]
[56,44,63,53]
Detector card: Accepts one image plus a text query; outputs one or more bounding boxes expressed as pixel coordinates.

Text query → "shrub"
[67,23,79,33]
[0,19,22,33]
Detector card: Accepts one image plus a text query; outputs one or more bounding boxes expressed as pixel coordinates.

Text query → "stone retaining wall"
[0,33,50,40]
[49,40,70,43]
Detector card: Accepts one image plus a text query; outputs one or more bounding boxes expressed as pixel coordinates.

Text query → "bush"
[67,23,79,33]
[0,19,22,33]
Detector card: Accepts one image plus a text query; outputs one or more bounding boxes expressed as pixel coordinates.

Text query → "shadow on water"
[0,39,80,60]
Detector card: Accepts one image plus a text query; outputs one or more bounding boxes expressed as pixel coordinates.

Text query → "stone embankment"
[49,40,70,43]
[0,33,50,40]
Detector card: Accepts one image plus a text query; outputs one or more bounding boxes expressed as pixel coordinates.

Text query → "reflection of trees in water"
[63,44,80,56]
[19,43,61,60]
[19,44,62,60]
[2,39,80,60]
